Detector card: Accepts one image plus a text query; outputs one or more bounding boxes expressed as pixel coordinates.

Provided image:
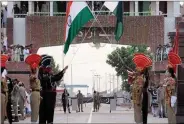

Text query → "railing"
[155,44,172,62]
[13,11,156,18]
[13,11,182,18]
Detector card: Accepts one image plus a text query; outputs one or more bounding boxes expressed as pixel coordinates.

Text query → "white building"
[6,1,183,17]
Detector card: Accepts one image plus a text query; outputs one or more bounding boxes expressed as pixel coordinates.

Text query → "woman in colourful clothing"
[25,54,42,123]
[163,52,181,124]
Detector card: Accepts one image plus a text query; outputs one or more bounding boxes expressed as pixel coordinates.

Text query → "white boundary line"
[87,107,93,123]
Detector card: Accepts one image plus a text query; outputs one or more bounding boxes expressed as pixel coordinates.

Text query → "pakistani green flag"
[104,2,123,41]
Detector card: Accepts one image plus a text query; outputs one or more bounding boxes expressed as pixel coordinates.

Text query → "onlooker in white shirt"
[23,47,30,61]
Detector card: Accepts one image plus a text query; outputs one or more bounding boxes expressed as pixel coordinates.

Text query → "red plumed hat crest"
[132,53,152,71]
[1,55,9,67]
[25,54,42,69]
[168,52,182,73]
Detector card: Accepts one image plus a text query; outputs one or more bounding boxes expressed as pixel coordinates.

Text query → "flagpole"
[88,5,133,71]
[62,45,65,85]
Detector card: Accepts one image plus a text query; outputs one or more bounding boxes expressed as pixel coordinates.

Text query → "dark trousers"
[62,100,70,113]
[39,92,56,124]
[7,97,13,124]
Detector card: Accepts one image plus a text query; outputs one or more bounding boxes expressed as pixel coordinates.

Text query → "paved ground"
[6,103,168,123]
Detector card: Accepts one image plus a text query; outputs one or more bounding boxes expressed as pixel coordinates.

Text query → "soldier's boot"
[14,116,19,122]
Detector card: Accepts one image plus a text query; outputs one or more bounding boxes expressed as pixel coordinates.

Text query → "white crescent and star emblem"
[67,15,72,27]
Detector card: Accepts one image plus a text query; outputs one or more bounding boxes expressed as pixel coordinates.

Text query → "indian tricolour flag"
[64,2,94,54]
[104,2,123,41]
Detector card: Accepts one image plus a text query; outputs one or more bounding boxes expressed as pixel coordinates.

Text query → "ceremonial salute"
[25,54,42,123]
[1,55,9,124]
[128,53,152,124]
[163,52,181,124]
[38,55,68,124]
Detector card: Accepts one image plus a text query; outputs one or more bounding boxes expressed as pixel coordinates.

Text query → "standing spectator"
[3,7,7,28]
[14,45,19,61]
[148,85,159,117]
[7,46,12,61]
[23,47,29,60]
[77,90,83,112]
[21,5,27,17]
[18,82,26,120]
[20,46,24,61]
[158,84,166,118]
[25,94,31,117]
[1,10,3,28]
[13,4,20,17]
[11,79,20,122]
[62,89,71,114]
[11,45,15,61]
[3,36,8,50]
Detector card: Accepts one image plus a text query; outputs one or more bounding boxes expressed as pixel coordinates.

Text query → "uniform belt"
[1,91,6,95]
[42,89,56,92]
[32,89,40,92]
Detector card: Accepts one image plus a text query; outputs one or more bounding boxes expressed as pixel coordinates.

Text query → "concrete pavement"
[5,103,168,123]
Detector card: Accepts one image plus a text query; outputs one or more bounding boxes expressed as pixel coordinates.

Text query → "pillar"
[28,1,33,15]
[135,1,138,16]
[50,1,53,16]
[156,1,159,15]
[129,1,134,16]
[167,1,180,17]
[7,2,14,18]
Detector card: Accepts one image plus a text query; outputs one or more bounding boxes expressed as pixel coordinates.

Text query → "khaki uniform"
[132,75,144,124]
[77,92,83,112]
[1,79,8,124]
[97,93,101,111]
[93,93,98,112]
[165,77,176,124]
[30,75,41,122]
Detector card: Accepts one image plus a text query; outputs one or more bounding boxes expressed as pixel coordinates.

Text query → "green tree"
[50,59,60,74]
[106,45,152,92]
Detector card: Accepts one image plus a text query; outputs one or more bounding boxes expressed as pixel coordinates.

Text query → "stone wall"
[26,16,164,53]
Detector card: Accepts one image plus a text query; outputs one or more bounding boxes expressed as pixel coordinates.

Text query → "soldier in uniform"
[96,92,101,111]
[25,54,42,123]
[77,90,84,112]
[62,89,71,113]
[128,53,152,124]
[93,91,97,112]
[1,55,9,124]
[163,52,181,124]
[38,55,68,123]
[18,82,26,120]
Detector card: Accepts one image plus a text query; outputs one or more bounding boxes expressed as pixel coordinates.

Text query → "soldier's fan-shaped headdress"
[133,53,152,72]
[25,54,42,69]
[167,52,182,73]
[1,55,9,68]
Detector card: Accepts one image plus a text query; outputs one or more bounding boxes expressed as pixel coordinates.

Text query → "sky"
[37,43,125,96]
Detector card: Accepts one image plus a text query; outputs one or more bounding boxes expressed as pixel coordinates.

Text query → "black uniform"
[38,55,65,124]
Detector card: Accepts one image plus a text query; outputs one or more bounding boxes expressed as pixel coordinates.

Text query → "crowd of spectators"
[13,4,28,17]
[1,33,32,62]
